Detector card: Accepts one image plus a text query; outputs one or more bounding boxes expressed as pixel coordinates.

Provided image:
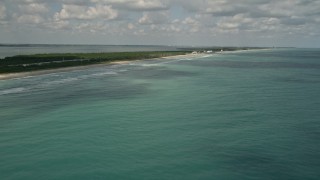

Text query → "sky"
[0,0,320,47]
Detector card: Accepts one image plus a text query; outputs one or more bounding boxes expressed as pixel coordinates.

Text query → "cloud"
[0,4,6,20]
[180,17,202,33]
[138,12,169,24]
[281,16,307,26]
[91,0,169,11]
[54,4,118,20]
[16,14,45,24]
[45,20,70,30]
[127,23,135,29]
[11,0,43,3]
[18,3,49,14]
[214,14,253,32]
[204,1,248,17]
[1,0,320,46]
[55,0,92,5]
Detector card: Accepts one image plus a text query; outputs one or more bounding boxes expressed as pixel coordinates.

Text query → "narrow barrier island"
[0,47,265,74]
[0,51,189,74]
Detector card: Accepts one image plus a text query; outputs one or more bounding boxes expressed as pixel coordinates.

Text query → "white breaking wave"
[0,66,127,95]
[140,64,161,67]
[46,77,80,85]
[0,87,27,95]
[90,71,118,77]
[37,70,118,87]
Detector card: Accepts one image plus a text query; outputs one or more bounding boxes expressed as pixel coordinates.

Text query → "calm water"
[1,48,320,179]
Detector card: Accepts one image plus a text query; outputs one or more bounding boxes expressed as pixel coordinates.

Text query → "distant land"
[0,46,267,74]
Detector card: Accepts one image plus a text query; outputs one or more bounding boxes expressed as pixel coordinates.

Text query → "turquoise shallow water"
[1,48,320,179]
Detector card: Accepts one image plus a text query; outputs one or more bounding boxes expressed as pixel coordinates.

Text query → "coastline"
[0,48,269,80]
[0,53,197,80]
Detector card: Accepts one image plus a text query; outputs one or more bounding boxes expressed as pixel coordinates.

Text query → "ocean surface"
[1,47,320,179]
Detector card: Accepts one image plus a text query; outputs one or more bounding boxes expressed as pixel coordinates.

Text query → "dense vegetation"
[0,51,189,73]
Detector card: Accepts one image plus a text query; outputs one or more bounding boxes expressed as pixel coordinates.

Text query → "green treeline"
[0,51,189,73]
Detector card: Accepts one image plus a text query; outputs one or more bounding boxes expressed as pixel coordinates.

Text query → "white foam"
[44,77,80,86]
[39,70,118,87]
[140,64,161,67]
[201,55,213,58]
[118,69,128,72]
[90,71,118,77]
[0,87,27,95]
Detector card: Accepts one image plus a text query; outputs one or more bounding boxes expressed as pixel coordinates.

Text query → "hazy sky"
[0,0,320,47]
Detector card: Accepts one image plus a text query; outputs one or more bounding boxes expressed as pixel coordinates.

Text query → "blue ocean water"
[1,48,320,179]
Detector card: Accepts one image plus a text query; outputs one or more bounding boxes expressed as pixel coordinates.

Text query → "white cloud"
[12,0,43,3]
[1,0,320,46]
[180,17,201,33]
[54,4,118,20]
[128,23,134,29]
[75,22,109,33]
[17,14,45,24]
[18,3,49,14]
[138,12,169,25]
[0,4,6,20]
[250,17,281,32]
[258,1,295,17]
[205,0,244,16]
[91,0,169,11]
[214,14,253,32]
[182,17,197,25]
[45,20,70,30]
[124,0,168,11]
[56,0,91,5]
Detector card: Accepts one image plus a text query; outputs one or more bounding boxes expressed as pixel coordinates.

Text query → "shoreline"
[0,48,269,80]
[0,53,197,80]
